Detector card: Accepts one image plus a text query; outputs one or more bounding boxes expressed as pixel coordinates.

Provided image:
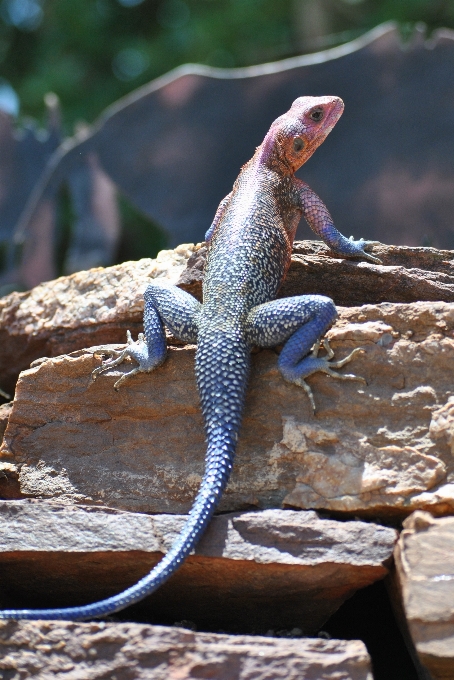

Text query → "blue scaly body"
[0,95,378,620]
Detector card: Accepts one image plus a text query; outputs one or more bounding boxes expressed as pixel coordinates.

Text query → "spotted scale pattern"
[296,181,380,263]
[0,95,371,621]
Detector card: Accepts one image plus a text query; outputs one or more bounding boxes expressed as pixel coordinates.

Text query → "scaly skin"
[0,96,376,620]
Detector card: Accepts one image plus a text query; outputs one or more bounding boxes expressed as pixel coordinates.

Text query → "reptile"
[0,95,378,621]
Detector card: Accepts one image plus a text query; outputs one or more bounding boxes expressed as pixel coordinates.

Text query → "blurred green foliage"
[2,0,454,131]
[1,0,454,265]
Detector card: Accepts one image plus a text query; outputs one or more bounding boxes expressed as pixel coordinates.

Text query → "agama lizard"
[0,95,377,620]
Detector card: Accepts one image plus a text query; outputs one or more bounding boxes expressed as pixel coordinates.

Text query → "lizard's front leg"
[204,192,232,243]
[92,283,201,390]
[245,295,365,411]
[296,179,381,264]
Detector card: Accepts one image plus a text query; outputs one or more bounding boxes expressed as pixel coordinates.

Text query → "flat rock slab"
[391,511,454,680]
[0,244,196,394]
[2,240,454,393]
[179,241,454,306]
[2,301,454,520]
[0,502,395,632]
[0,621,372,680]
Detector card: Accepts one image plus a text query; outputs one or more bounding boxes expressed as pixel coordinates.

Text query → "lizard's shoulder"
[269,172,301,209]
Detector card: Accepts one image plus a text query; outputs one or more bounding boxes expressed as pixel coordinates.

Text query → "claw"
[360,251,382,265]
[349,237,381,245]
[90,331,139,386]
[297,378,317,412]
[112,366,142,391]
[90,330,162,390]
[91,345,132,383]
[348,237,382,264]
[319,339,367,383]
[292,338,366,412]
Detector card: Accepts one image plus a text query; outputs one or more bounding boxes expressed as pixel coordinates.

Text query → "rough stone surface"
[0,621,372,680]
[2,301,454,519]
[0,243,198,393]
[2,240,454,394]
[0,501,395,631]
[179,241,454,305]
[0,401,12,440]
[391,511,454,680]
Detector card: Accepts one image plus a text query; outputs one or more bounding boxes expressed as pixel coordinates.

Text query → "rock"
[0,403,17,500]
[0,502,395,632]
[0,620,373,680]
[179,240,454,305]
[2,240,454,394]
[390,511,454,680]
[0,243,198,394]
[177,244,207,299]
[0,401,12,441]
[2,301,454,519]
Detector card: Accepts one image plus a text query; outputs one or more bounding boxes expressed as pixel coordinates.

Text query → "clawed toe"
[319,341,367,384]
[91,347,130,382]
[90,330,143,388]
[91,350,141,390]
[296,379,317,412]
[327,345,365,370]
[347,237,382,264]
[90,330,161,390]
[323,366,367,383]
[362,251,382,264]
[290,338,367,412]
[112,366,142,391]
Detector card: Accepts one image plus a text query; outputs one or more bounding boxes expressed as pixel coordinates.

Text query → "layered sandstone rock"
[0,501,395,632]
[391,511,454,680]
[179,241,454,305]
[2,240,454,679]
[0,243,197,394]
[0,621,373,680]
[2,301,454,519]
[2,240,454,394]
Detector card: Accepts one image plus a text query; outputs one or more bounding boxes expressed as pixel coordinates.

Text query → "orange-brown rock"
[391,511,454,680]
[0,402,11,441]
[1,301,454,520]
[0,501,396,632]
[0,620,373,680]
[2,240,454,395]
[179,241,454,305]
[0,244,197,394]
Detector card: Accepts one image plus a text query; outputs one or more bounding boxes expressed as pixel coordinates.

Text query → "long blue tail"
[0,334,250,621]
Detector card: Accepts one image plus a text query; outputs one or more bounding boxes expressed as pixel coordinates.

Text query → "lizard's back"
[202,160,301,325]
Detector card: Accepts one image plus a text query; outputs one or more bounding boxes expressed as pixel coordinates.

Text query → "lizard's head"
[261,96,344,172]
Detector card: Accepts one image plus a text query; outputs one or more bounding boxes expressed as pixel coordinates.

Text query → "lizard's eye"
[293,137,305,152]
[309,108,324,122]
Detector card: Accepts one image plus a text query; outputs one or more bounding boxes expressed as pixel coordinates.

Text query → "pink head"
[260,96,344,172]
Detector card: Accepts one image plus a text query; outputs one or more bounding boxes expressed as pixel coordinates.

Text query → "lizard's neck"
[256,128,294,176]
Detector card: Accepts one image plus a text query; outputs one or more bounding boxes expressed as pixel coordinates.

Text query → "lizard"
[0,95,378,621]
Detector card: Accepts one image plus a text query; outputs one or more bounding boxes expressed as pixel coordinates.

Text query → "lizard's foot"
[288,338,366,411]
[348,237,382,264]
[91,331,161,391]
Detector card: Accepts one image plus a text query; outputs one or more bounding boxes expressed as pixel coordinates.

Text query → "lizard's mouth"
[321,97,344,130]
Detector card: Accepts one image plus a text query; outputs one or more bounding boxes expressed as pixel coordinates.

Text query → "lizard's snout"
[290,95,344,123]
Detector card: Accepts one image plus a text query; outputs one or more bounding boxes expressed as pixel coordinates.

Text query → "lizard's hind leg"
[245,294,365,411]
[92,283,201,390]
